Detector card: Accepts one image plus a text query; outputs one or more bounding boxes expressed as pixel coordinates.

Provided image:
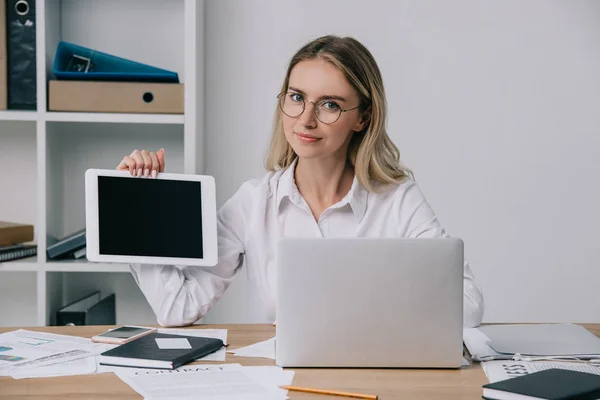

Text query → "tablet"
[84,169,218,267]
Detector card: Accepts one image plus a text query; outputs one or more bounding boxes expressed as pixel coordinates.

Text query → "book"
[482,368,600,400]
[47,228,85,259]
[0,244,37,262]
[99,333,224,370]
[0,221,34,245]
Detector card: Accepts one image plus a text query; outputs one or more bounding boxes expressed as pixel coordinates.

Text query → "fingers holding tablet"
[116,148,165,177]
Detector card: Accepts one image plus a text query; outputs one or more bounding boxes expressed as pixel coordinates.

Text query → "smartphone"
[91,325,157,345]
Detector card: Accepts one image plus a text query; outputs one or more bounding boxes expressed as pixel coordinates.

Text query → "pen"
[279,385,378,399]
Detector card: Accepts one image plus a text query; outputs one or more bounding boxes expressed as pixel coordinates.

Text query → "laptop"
[275,237,464,368]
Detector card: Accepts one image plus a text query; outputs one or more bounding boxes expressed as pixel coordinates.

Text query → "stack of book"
[0,221,37,262]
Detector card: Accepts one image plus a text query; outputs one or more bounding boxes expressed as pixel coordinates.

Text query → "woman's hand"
[116,148,165,178]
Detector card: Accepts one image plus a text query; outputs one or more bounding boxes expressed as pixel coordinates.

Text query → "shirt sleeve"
[398,181,485,328]
[129,196,246,327]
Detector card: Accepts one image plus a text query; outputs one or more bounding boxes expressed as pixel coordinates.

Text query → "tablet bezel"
[85,168,218,267]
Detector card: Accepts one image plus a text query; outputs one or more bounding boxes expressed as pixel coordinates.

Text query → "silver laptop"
[275,237,464,368]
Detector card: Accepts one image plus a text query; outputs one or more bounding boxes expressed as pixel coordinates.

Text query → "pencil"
[279,385,378,399]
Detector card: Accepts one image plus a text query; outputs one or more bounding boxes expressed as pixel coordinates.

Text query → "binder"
[6,0,37,110]
[48,80,184,114]
[55,291,116,326]
[52,41,179,83]
[0,0,7,110]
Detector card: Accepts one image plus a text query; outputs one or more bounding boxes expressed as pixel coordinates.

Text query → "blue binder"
[52,41,179,83]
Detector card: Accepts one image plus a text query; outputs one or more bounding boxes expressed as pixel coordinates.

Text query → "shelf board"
[0,256,40,272]
[0,111,39,121]
[44,112,185,124]
[0,259,130,273]
[43,260,130,272]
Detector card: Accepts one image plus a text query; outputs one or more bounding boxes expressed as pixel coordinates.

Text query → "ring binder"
[55,291,116,326]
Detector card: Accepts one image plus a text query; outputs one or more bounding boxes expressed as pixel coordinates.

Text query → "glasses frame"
[277,92,361,125]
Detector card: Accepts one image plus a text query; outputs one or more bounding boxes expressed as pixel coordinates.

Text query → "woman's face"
[281,58,366,162]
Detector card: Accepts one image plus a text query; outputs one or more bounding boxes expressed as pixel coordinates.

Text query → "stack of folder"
[48,41,183,114]
[0,0,37,111]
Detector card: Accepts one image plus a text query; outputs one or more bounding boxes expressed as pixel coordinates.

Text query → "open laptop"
[275,237,464,368]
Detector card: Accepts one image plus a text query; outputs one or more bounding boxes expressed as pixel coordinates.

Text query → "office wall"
[202,0,600,324]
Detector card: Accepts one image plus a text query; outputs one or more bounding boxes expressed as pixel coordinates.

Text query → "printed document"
[0,330,100,375]
[115,363,290,400]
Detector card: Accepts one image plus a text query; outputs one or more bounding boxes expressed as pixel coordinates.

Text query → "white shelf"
[44,112,184,124]
[0,257,40,272]
[0,0,203,327]
[0,111,39,121]
[44,261,130,273]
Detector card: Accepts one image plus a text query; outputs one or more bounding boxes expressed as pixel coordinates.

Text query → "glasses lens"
[280,93,304,118]
[315,102,342,124]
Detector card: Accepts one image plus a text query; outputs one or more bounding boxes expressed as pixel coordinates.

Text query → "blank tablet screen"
[97,176,203,259]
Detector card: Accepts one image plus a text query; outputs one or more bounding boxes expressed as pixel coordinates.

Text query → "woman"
[118,35,484,328]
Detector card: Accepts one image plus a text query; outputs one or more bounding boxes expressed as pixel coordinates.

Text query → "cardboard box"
[0,0,7,110]
[48,80,184,114]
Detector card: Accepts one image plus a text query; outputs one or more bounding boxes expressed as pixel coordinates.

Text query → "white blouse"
[130,161,484,328]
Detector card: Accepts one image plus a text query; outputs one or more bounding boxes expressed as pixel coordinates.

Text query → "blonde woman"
[118,35,484,328]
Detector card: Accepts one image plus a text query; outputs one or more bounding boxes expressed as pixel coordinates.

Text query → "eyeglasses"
[277,91,360,124]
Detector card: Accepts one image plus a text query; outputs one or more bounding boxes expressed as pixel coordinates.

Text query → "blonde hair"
[265,35,413,192]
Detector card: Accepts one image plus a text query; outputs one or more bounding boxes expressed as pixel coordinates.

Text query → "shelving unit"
[0,0,204,327]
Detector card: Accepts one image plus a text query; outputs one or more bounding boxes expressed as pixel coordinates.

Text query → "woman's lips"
[295,132,321,143]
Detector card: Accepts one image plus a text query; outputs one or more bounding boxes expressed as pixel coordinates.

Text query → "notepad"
[99,333,223,370]
[482,368,600,400]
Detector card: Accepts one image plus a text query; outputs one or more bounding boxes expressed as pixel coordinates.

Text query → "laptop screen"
[97,176,203,259]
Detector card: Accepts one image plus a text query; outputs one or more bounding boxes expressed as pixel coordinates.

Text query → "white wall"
[202,0,600,324]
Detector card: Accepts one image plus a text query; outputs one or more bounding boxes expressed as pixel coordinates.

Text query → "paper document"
[158,328,227,361]
[10,355,97,379]
[482,360,600,383]
[115,363,289,400]
[228,337,275,360]
[0,330,101,375]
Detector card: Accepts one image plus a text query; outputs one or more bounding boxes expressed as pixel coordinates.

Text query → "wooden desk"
[1,324,598,400]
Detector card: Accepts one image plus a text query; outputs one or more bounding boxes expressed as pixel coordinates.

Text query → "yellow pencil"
[279,385,378,399]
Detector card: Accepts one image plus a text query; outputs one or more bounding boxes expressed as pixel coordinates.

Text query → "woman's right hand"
[116,148,165,178]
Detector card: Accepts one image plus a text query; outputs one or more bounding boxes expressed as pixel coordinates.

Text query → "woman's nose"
[297,101,318,128]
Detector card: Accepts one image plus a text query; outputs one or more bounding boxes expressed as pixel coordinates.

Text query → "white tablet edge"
[84,168,218,267]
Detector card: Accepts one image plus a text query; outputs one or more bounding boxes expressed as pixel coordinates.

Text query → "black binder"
[55,291,116,326]
[6,0,36,110]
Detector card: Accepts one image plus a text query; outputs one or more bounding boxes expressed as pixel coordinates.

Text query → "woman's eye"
[321,101,340,110]
[289,93,303,102]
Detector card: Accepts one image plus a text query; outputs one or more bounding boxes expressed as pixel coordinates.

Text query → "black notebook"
[0,244,37,262]
[99,333,224,370]
[482,369,600,400]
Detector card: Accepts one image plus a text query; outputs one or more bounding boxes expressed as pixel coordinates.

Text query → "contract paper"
[115,363,290,400]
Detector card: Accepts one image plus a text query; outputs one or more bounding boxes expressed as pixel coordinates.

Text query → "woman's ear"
[353,107,371,132]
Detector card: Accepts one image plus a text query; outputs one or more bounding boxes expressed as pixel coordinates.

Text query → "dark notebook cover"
[482,369,600,400]
[99,333,224,370]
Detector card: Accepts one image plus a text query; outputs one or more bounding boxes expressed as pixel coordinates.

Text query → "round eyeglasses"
[277,92,360,124]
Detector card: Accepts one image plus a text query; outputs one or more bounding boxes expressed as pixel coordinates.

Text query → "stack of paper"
[115,363,294,400]
[2,328,229,380]
[228,337,276,360]
[0,330,105,379]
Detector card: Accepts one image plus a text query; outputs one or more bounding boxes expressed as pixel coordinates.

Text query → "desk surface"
[1,324,599,400]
